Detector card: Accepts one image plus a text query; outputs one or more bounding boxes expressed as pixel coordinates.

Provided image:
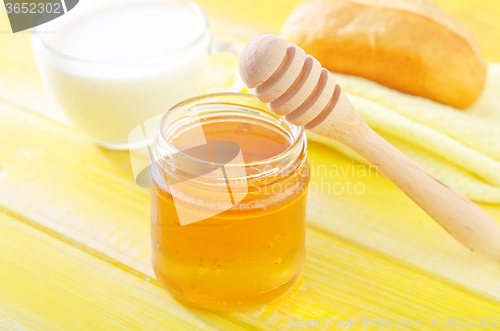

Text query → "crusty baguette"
[281,0,487,109]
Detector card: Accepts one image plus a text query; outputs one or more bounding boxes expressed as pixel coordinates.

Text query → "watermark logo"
[128,113,248,226]
[3,0,79,33]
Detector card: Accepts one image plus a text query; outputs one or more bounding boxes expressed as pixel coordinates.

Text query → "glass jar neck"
[152,93,307,189]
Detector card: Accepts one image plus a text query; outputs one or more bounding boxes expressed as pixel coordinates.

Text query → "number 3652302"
[444,317,498,328]
[5,2,62,14]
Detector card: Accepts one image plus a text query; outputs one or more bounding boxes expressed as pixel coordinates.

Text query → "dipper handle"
[238,34,500,260]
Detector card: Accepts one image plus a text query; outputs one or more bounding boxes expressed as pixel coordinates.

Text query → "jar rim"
[155,93,306,171]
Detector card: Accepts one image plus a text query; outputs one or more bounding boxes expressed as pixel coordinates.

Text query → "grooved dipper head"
[238,34,288,89]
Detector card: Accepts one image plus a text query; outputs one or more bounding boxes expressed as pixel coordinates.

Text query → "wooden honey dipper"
[238,34,500,260]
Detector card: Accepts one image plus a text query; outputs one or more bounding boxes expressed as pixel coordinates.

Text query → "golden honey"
[150,93,310,310]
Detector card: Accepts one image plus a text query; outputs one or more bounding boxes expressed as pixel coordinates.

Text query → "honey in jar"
[150,93,310,310]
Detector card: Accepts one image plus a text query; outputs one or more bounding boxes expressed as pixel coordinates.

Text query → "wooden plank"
[0,101,153,276]
[1,100,500,330]
[0,312,37,331]
[0,14,71,124]
[2,210,500,331]
[230,230,500,330]
[0,212,248,331]
[306,140,500,303]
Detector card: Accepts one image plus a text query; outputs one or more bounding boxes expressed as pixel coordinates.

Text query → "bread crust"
[281,0,487,109]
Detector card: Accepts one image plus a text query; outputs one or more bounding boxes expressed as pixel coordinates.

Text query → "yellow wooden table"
[1,1,499,330]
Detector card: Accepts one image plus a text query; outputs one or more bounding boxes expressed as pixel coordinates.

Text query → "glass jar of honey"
[150,93,310,310]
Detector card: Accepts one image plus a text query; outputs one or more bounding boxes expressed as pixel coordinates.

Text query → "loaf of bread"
[281,0,487,109]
